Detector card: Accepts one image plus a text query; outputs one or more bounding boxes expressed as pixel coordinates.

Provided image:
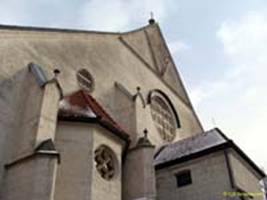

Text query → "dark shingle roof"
[155,128,265,178]
[154,128,228,166]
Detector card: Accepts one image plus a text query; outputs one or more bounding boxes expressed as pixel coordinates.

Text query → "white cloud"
[217,11,267,65]
[78,0,130,31]
[78,0,176,31]
[168,40,190,55]
[0,0,80,27]
[0,0,176,31]
[0,0,30,24]
[190,11,267,170]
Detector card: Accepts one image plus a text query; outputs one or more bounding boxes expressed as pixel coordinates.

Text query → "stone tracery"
[94,145,117,180]
[150,95,176,142]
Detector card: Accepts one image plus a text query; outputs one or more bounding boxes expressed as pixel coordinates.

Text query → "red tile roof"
[58,90,129,141]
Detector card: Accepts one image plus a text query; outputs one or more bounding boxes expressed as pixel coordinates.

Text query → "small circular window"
[94,145,118,181]
[150,93,177,142]
[76,69,94,92]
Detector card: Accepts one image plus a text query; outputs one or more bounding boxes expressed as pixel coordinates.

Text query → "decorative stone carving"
[94,145,117,180]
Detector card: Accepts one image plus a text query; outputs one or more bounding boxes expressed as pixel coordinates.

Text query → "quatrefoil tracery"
[94,145,117,180]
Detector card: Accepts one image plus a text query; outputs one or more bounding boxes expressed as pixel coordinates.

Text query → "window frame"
[76,68,95,93]
[147,89,180,142]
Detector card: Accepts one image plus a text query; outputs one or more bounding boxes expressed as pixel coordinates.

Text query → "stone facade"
[156,150,265,200]
[0,23,203,146]
[0,22,265,200]
[228,150,264,200]
[156,151,231,200]
[54,122,94,200]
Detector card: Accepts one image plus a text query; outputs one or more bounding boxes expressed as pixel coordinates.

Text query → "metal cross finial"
[150,12,154,19]
[149,12,155,24]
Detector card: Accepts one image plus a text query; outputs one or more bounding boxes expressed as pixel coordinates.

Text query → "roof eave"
[58,114,130,143]
[155,140,266,178]
[155,142,230,170]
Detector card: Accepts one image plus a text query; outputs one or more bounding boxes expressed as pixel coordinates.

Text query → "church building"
[0,19,265,200]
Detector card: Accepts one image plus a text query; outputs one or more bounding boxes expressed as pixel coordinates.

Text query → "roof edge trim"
[58,115,130,143]
[155,139,266,178]
[153,24,204,131]
[155,142,230,170]
[0,23,154,35]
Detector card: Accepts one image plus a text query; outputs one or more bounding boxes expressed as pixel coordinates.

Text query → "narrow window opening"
[77,69,94,93]
[176,170,192,188]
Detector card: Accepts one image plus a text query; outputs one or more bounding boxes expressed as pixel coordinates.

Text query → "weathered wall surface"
[123,143,156,200]
[91,125,124,200]
[0,24,202,149]
[228,150,263,200]
[0,68,60,200]
[54,122,124,200]
[114,84,136,140]
[0,69,43,159]
[156,151,231,200]
[0,69,43,196]
[144,24,191,106]
[2,156,57,200]
[54,122,94,200]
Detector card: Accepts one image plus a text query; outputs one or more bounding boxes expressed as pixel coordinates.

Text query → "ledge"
[4,149,60,169]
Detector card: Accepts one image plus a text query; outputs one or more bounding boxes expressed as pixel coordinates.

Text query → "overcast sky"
[0,0,266,171]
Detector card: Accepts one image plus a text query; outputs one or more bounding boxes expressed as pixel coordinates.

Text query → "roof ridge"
[169,128,217,146]
[0,23,154,35]
[58,90,129,142]
[214,127,230,141]
[79,90,127,133]
[81,91,119,125]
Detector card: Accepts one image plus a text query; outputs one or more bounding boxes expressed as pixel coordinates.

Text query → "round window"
[150,94,177,142]
[94,145,118,180]
[76,69,94,92]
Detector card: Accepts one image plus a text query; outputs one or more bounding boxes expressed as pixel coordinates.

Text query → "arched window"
[148,90,180,142]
